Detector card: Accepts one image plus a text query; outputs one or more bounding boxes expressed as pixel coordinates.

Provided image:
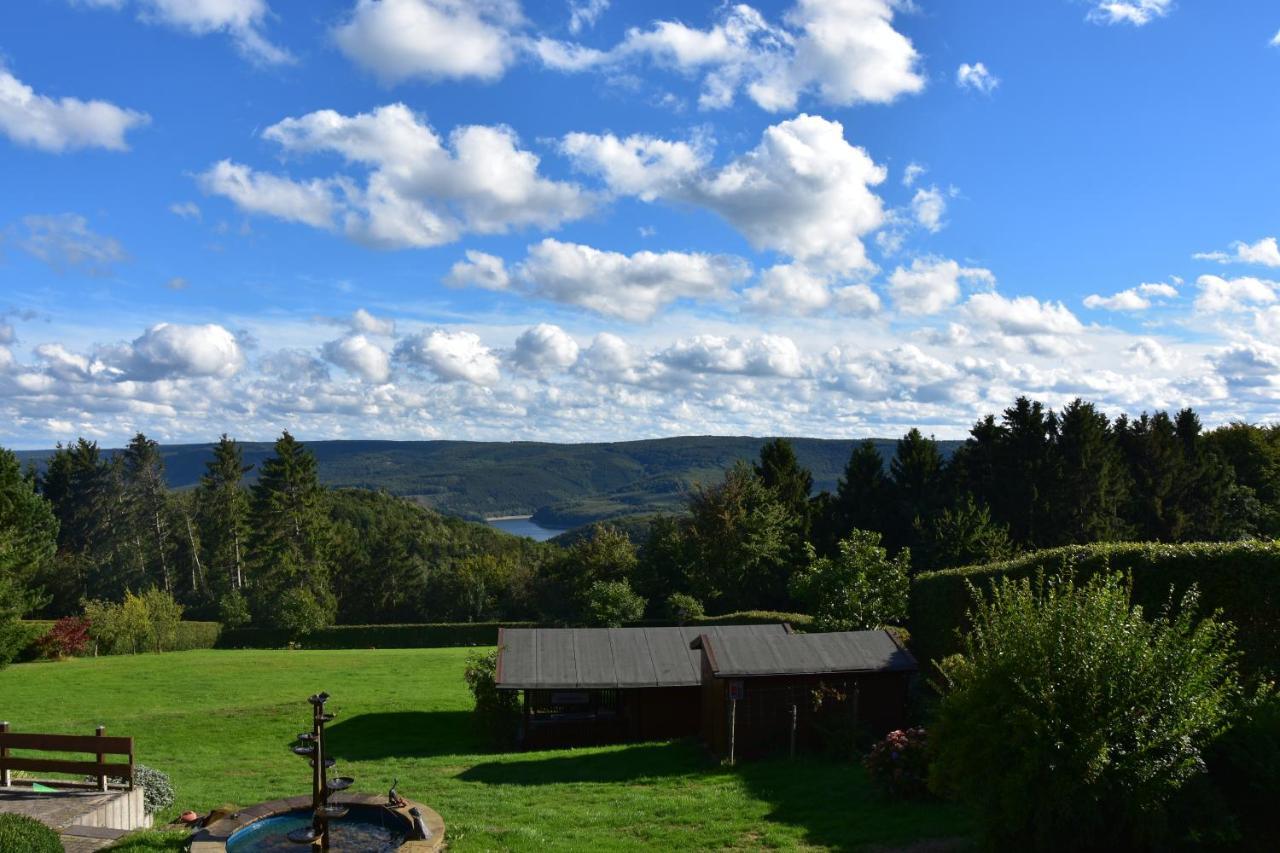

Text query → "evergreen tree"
[1050,399,1129,544]
[1118,412,1188,541]
[247,431,335,628]
[946,415,1004,513]
[754,438,814,565]
[197,435,252,595]
[994,397,1053,546]
[40,439,136,605]
[888,428,944,552]
[823,440,889,549]
[122,433,172,592]
[0,449,59,663]
[1173,409,1252,540]
[914,495,1014,571]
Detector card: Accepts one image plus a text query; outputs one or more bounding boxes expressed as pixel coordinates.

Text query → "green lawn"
[0,649,970,851]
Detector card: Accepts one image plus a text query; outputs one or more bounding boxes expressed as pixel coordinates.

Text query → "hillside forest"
[2,396,1279,634]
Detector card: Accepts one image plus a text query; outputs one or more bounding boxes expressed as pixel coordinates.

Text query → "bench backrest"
[0,723,134,790]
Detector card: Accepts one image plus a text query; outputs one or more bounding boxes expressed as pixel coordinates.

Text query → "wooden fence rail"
[0,722,134,791]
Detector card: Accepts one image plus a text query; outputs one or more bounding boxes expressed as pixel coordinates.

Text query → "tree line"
[2,395,1278,637]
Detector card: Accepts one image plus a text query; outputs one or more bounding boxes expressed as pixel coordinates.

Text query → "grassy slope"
[15,436,962,525]
[2,649,969,852]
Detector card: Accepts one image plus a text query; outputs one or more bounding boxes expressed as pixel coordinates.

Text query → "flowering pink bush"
[864,727,930,799]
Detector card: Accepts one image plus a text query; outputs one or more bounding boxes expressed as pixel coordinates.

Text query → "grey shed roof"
[692,628,916,678]
[495,624,791,690]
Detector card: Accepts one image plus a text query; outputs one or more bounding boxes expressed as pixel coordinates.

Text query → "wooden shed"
[691,628,917,759]
[494,624,916,756]
[495,624,790,749]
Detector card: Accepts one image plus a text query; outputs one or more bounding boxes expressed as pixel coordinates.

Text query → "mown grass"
[1,649,970,851]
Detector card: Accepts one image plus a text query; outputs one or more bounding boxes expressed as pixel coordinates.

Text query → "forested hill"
[14,436,962,525]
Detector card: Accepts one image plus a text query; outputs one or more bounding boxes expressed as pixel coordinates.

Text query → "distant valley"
[15,436,962,529]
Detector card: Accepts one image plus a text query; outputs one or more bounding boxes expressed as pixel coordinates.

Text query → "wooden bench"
[0,722,134,791]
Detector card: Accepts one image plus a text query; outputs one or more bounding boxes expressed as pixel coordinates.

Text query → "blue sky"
[1,0,1279,449]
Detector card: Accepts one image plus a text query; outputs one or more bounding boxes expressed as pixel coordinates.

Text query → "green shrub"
[790,530,909,632]
[131,765,176,816]
[218,590,251,629]
[584,580,646,627]
[910,541,1280,678]
[664,593,705,623]
[930,572,1242,851]
[463,648,519,746]
[276,587,330,639]
[0,812,63,852]
[1172,684,1280,851]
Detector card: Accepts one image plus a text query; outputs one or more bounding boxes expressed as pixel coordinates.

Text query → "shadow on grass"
[324,711,483,760]
[737,757,973,853]
[457,740,707,786]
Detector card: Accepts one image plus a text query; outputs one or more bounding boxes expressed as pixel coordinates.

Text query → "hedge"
[217,611,814,650]
[20,620,221,659]
[909,540,1280,680]
[0,812,64,852]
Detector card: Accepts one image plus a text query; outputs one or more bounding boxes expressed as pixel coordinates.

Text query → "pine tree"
[754,438,814,520]
[1050,399,1129,544]
[247,431,335,628]
[829,440,889,544]
[994,397,1053,547]
[888,428,944,552]
[0,449,59,640]
[1118,412,1188,541]
[197,435,252,595]
[1173,409,1250,540]
[914,494,1014,571]
[122,433,172,592]
[754,438,814,564]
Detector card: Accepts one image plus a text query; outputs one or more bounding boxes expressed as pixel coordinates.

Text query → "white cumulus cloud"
[322,334,391,382]
[335,0,521,83]
[0,67,148,152]
[73,0,292,64]
[202,104,593,248]
[118,323,245,380]
[395,329,501,385]
[659,334,805,378]
[1194,275,1279,313]
[560,131,708,201]
[510,324,580,374]
[541,0,924,112]
[888,257,995,316]
[1194,236,1280,268]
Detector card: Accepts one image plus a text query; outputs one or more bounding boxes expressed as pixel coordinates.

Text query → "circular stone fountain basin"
[192,794,444,853]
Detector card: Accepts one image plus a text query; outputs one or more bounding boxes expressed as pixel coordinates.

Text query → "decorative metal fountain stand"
[287,692,354,850]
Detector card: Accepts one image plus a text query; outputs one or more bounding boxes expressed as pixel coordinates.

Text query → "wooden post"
[850,681,860,758]
[1,721,10,788]
[789,704,797,760]
[728,698,737,766]
[95,725,108,791]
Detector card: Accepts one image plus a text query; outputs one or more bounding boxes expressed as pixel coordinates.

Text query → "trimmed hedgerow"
[0,813,63,853]
[217,611,815,650]
[909,540,1280,679]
